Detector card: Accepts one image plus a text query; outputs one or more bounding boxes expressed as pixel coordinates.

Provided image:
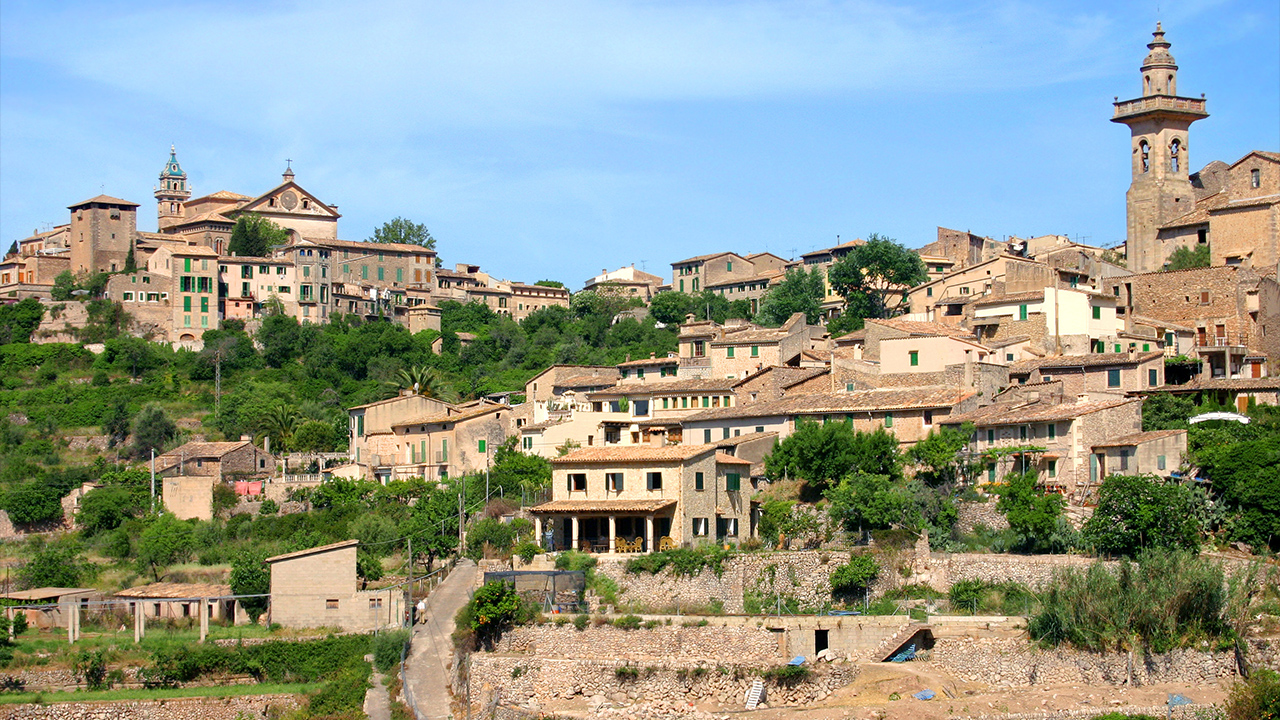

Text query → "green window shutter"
[682,397,688,409]
[1048,423,1056,439]
[723,428,730,440]
[1108,368,1121,387]
[478,439,487,453]
[441,438,448,462]
[378,266,385,281]
[846,383,854,392]
[750,346,758,357]
[421,440,426,461]
[397,268,403,282]
[1149,368,1158,386]
[884,413,893,428]
[986,429,994,443]
[1092,306,1101,320]
[702,397,710,408]
[200,297,208,313]
[1019,304,1028,321]
[988,464,996,482]
[1048,460,1057,477]
[184,258,191,272]
[362,265,368,279]
[1143,343,1150,351]
[662,398,669,409]
[637,369,644,378]
[679,280,684,292]
[726,473,740,492]
[703,429,712,443]
[727,347,734,358]
[1114,344,1121,353]
[726,261,732,271]
[183,296,191,312]
[695,472,704,490]
[357,416,364,436]
[909,351,919,367]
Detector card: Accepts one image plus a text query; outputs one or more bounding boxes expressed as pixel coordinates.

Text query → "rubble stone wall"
[495,623,779,663]
[0,694,302,720]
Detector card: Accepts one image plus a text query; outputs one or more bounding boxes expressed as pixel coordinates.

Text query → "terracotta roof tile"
[116,582,230,599]
[969,291,1045,307]
[1009,351,1164,373]
[529,499,677,514]
[587,378,738,397]
[392,403,504,428]
[713,431,778,448]
[550,443,720,463]
[684,387,975,423]
[69,195,139,208]
[1092,429,1186,448]
[617,356,679,368]
[866,318,975,339]
[944,398,1138,426]
[556,374,620,389]
[266,539,358,563]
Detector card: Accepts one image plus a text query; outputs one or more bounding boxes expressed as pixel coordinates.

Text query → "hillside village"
[0,22,1277,720]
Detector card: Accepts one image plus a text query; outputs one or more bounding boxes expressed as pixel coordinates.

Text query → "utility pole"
[458,493,464,554]
[150,449,156,512]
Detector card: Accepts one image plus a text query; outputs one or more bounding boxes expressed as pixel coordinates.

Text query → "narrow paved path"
[363,653,392,720]
[403,558,480,720]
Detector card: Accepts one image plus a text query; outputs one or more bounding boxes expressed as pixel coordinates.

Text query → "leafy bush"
[572,614,589,631]
[372,630,411,673]
[1082,475,1200,556]
[554,549,597,573]
[612,614,642,630]
[948,579,1038,616]
[762,664,812,687]
[829,555,879,598]
[73,649,112,690]
[624,546,734,577]
[1224,668,1280,720]
[258,498,279,515]
[514,541,540,563]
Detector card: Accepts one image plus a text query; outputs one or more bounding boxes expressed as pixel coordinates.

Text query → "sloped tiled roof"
[944,398,1137,427]
[1092,429,1186,448]
[551,443,720,463]
[867,318,975,339]
[392,403,504,428]
[116,582,230,599]
[556,374,621,389]
[969,291,1045,308]
[587,378,738,397]
[1167,376,1280,392]
[69,195,138,208]
[617,356,679,368]
[684,387,975,423]
[529,499,677,514]
[713,431,778,448]
[1009,351,1164,374]
[266,539,358,563]
[158,440,254,461]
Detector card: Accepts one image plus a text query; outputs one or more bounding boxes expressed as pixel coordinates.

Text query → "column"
[134,602,145,643]
[199,598,209,643]
[608,516,617,553]
[65,602,74,645]
[571,516,580,551]
[533,517,543,549]
[645,515,654,553]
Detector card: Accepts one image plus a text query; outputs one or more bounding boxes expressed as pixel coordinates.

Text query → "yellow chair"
[658,536,677,552]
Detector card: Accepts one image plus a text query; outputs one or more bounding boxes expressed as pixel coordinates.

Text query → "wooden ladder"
[744,678,765,710]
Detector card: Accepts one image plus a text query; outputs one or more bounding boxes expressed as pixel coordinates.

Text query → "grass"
[0,681,321,704]
[4,622,322,669]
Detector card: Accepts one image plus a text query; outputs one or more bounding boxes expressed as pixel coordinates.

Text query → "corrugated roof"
[551,443,720,464]
[266,539,358,563]
[1092,429,1186,448]
[529,499,677,514]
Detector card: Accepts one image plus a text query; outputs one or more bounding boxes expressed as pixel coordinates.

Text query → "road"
[402,558,480,720]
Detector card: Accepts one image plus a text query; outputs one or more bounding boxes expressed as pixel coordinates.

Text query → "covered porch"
[529,499,677,554]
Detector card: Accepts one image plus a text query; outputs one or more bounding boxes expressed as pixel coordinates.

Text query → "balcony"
[1196,333,1248,349]
[1113,95,1208,121]
[678,356,711,368]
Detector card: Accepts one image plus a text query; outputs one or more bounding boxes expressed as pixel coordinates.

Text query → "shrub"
[1223,668,1280,720]
[615,665,639,681]
[829,555,879,598]
[73,649,111,690]
[554,549,596,573]
[762,664,812,687]
[514,541,540,563]
[572,614,589,631]
[372,630,410,673]
[258,499,279,515]
[613,614,642,630]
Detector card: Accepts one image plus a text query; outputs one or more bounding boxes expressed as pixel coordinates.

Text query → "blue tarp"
[788,656,805,666]
[914,689,935,701]
[1168,694,1193,707]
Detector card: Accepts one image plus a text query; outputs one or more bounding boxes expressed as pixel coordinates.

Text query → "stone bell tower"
[1112,23,1208,273]
[155,145,191,230]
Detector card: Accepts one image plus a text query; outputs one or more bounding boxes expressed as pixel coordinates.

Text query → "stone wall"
[468,655,855,713]
[495,624,779,664]
[910,551,1115,593]
[0,694,301,720]
[930,637,1241,687]
[954,500,1009,534]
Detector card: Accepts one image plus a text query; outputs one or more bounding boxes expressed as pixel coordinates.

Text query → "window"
[1114,343,1121,353]
[755,426,764,433]
[846,383,855,392]
[1092,306,1101,320]
[987,429,995,443]
[1143,343,1150,352]
[198,277,213,293]
[522,436,532,450]
[606,473,623,492]
[369,597,383,610]
[909,351,919,367]
[987,464,996,483]
[702,397,710,408]
[662,398,669,409]
[726,347,734,358]
[726,261,732,271]
[1006,353,1015,362]
[1107,368,1121,388]
[637,369,644,379]
[716,517,738,538]
[200,297,208,313]
[1149,368,1158,386]
[180,276,194,292]
[923,410,933,426]
[927,287,933,297]
[1140,140,1150,173]
[703,429,712,443]
[396,268,403,283]
[1119,449,1130,471]
[646,472,663,490]
[183,296,192,312]
[1252,168,1261,188]
[726,473,741,492]
[326,599,339,610]
[378,266,385,281]
[694,472,704,491]
[750,346,758,358]
[567,473,586,491]
[1199,291,1210,305]
[1019,304,1028,321]
[681,397,688,409]
[621,369,628,379]
[362,265,369,279]
[184,257,192,273]
[123,292,133,301]
[1020,425,1028,441]
[1169,139,1181,173]
[883,413,893,429]
[1157,455,1166,471]
[477,439,487,453]
[693,518,709,536]
[241,282,250,297]
[1048,459,1057,478]
[1047,423,1056,440]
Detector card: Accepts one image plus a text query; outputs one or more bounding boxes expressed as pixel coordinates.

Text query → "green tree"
[51,270,77,301]
[136,514,195,580]
[827,234,928,321]
[1163,244,1210,271]
[102,400,132,448]
[4,240,15,257]
[1082,475,1201,556]
[230,549,270,622]
[533,280,565,289]
[1141,392,1195,431]
[908,424,976,489]
[357,549,384,588]
[123,244,137,273]
[258,307,305,368]
[829,555,879,599]
[764,421,901,492]
[825,473,912,530]
[292,420,337,452]
[368,216,435,249]
[131,404,176,459]
[462,580,522,650]
[487,438,552,497]
[20,542,88,590]
[994,471,1065,549]
[1195,433,1280,552]
[77,486,143,535]
[402,483,460,570]
[648,292,698,325]
[0,298,45,343]
[389,365,443,398]
[258,404,299,452]
[3,482,64,525]
[228,213,289,257]
[755,266,825,326]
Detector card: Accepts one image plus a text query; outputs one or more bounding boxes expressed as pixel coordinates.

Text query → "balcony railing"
[1196,333,1248,349]
[1113,95,1208,119]
[679,356,711,368]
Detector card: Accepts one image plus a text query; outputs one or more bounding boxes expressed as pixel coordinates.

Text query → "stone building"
[1007,351,1166,397]
[530,444,755,553]
[115,582,234,621]
[348,392,454,466]
[916,226,1004,270]
[677,314,818,381]
[383,401,515,481]
[266,540,403,632]
[583,265,666,302]
[155,440,276,481]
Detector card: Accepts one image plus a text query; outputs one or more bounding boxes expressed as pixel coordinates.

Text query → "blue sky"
[2,0,1277,289]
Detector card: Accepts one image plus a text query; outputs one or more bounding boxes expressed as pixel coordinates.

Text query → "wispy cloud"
[4,0,1123,138]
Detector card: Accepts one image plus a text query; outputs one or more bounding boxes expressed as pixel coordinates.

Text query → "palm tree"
[259,404,299,453]
[389,365,442,399]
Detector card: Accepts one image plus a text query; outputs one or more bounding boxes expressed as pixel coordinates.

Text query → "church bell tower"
[1112,24,1209,273]
[156,145,191,230]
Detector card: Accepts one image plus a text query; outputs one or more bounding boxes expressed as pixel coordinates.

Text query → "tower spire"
[156,145,191,230]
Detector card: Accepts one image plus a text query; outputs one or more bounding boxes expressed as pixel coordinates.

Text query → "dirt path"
[363,653,392,720]
[402,559,479,720]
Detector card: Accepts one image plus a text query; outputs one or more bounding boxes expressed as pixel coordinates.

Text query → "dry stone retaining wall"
[495,624,779,663]
[954,500,1010,534]
[0,694,301,720]
[469,655,854,711]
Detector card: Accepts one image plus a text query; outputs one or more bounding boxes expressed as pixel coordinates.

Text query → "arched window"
[1170,139,1181,173]
[1144,75,1151,94]
[1167,73,1175,95]
[1140,141,1150,173]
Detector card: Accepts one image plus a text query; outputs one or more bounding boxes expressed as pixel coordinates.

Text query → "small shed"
[0,587,98,629]
[114,582,232,621]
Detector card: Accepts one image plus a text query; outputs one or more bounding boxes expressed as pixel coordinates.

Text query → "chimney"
[649,352,656,359]
[240,434,251,442]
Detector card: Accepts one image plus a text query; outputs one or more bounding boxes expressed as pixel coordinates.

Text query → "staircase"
[869,623,932,662]
[744,679,765,710]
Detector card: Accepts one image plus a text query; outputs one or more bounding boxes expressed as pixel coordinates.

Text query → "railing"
[1196,333,1248,348]
[678,356,710,368]
[1113,95,1207,118]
